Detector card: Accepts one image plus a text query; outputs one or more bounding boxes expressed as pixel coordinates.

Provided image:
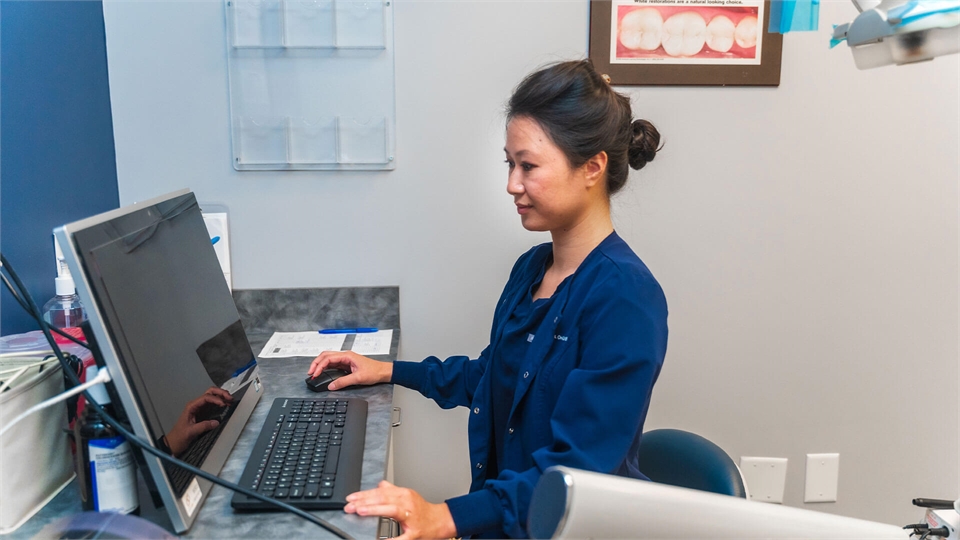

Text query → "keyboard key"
[275,488,290,498]
[323,447,340,474]
[319,489,334,499]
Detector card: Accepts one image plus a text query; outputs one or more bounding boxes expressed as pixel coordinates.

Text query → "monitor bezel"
[54,189,263,533]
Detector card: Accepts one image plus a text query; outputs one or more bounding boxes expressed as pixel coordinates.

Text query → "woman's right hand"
[308,350,393,391]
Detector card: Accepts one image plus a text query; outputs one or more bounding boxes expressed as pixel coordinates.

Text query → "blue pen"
[319,327,378,334]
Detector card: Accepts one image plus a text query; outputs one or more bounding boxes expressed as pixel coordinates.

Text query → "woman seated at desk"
[309,59,669,539]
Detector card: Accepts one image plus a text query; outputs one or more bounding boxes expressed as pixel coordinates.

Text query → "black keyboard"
[230,397,367,511]
[166,398,240,497]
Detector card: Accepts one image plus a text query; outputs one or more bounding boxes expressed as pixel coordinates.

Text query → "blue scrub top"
[392,231,668,538]
[491,262,560,477]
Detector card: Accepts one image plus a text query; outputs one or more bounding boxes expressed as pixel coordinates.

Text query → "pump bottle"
[41,239,86,332]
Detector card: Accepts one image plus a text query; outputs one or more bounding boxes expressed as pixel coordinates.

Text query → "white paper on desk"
[351,329,393,356]
[257,331,346,358]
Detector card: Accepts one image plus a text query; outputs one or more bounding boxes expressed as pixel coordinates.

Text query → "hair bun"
[628,119,661,170]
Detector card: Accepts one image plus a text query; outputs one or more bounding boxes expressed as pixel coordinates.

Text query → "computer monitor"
[54,189,263,533]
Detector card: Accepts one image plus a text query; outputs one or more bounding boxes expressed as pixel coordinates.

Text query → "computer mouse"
[305,368,351,392]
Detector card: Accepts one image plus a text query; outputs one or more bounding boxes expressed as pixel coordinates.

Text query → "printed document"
[258,332,346,358]
[351,329,393,356]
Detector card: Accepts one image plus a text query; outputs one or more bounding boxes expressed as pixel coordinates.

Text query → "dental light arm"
[832,0,960,69]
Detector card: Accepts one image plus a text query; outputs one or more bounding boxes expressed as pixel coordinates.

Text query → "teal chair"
[637,429,748,498]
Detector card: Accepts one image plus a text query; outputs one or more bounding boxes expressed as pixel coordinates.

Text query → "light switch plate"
[740,457,788,504]
[804,453,839,503]
[202,211,232,291]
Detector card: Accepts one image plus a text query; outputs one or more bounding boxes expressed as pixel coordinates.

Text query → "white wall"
[102,0,958,527]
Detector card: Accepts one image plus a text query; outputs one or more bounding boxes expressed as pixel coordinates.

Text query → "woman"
[308,59,668,539]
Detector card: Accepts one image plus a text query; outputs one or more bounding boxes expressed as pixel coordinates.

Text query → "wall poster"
[589,0,783,85]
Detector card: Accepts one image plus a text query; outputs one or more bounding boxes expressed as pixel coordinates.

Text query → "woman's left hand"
[345,480,457,540]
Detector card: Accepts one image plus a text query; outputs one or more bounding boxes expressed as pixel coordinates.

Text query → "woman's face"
[504,116,601,233]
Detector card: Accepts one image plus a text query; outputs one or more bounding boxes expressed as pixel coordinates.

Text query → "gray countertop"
[18,330,398,540]
[181,330,398,539]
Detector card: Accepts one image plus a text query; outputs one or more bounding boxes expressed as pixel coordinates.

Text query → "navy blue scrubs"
[392,232,668,538]
[490,264,561,478]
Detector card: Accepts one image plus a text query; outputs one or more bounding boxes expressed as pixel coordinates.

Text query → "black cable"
[0,253,353,539]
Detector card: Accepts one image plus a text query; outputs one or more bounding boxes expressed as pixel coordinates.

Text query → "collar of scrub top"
[490,232,621,420]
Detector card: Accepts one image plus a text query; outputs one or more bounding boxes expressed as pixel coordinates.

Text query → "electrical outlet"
[804,453,839,503]
[740,457,788,504]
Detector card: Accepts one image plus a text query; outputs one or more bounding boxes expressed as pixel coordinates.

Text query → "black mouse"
[305,368,351,392]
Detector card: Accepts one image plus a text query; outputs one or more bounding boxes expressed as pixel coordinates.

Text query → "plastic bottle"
[41,243,87,332]
[74,365,140,515]
[41,273,86,329]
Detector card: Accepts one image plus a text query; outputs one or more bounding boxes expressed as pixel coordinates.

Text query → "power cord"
[0,253,353,539]
[0,363,111,437]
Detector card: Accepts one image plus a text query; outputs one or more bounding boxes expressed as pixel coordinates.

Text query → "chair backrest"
[637,428,747,498]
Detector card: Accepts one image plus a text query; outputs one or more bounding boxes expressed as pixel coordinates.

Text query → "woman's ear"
[583,151,608,189]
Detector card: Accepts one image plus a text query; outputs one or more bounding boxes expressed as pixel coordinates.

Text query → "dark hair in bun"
[629,119,660,171]
[507,60,661,196]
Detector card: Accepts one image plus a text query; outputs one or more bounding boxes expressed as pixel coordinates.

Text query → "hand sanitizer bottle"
[41,238,87,332]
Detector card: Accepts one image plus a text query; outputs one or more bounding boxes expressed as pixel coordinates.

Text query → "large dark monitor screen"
[55,189,263,532]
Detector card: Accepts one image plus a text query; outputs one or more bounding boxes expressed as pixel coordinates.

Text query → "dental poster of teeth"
[612,0,764,64]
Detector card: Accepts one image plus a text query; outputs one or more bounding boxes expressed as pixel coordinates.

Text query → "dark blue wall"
[1,1,121,335]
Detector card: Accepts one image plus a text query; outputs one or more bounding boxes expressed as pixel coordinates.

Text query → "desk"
[16,287,400,539]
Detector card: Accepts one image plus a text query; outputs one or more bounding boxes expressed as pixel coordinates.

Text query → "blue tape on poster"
[769,0,820,33]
